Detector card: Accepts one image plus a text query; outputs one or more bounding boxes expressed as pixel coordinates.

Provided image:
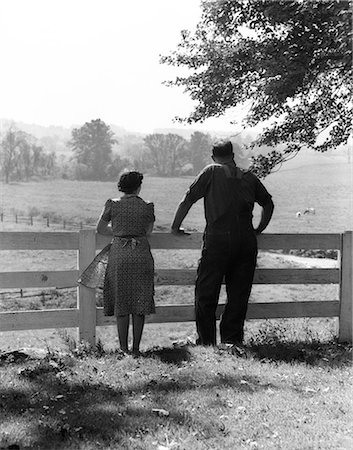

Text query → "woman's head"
[118,170,144,194]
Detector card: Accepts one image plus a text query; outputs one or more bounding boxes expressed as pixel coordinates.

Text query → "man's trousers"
[195,228,258,345]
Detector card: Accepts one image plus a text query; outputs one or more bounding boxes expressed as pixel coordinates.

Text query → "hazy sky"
[0,0,241,133]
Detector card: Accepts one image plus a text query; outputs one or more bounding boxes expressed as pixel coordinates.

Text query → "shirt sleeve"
[254,176,272,206]
[99,199,112,223]
[184,166,213,204]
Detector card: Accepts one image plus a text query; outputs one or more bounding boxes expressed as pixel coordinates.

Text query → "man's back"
[184,161,272,232]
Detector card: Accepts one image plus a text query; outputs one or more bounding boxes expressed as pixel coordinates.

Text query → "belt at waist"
[113,235,143,249]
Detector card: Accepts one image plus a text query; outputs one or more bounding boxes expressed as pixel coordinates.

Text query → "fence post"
[339,231,353,343]
[78,229,97,346]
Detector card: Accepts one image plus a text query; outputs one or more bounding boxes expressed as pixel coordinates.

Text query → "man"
[171,140,274,350]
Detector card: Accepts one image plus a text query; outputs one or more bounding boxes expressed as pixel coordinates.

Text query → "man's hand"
[171,227,190,236]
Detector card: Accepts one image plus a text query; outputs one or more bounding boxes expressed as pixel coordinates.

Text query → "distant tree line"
[0,118,252,183]
[67,119,251,180]
[0,127,57,183]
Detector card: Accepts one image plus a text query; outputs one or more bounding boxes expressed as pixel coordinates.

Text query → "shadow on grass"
[0,373,190,449]
[144,346,192,365]
[247,341,352,367]
[0,346,279,449]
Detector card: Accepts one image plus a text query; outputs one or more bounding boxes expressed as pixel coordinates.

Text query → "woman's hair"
[118,170,144,194]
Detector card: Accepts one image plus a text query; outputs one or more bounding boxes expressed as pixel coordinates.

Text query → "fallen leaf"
[304,387,316,394]
[152,408,170,417]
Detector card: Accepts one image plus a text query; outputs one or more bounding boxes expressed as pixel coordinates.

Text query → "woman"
[81,171,155,355]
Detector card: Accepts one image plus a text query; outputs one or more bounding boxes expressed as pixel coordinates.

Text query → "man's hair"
[118,170,143,193]
[212,140,233,158]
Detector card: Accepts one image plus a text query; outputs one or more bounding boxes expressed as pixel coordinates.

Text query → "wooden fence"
[0,230,352,344]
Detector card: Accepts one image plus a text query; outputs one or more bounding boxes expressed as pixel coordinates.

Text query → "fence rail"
[0,230,352,344]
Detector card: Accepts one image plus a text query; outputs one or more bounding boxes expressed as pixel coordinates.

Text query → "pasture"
[0,160,351,233]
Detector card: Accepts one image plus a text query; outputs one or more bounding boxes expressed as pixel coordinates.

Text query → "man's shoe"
[218,342,246,357]
[230,343,246,357]
[217,343,234,351]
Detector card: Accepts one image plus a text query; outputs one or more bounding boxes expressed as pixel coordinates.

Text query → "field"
[0,160,352,233]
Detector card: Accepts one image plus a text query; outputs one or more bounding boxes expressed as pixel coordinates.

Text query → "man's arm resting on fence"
[254,199,274,235]
[171,197,194,235]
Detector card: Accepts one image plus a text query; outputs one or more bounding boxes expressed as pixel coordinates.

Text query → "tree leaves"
[69,119,117,181]
[162,0,352,177]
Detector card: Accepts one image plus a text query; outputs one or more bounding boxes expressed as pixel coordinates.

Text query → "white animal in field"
[296,211,302,218]
[304,207,316,215]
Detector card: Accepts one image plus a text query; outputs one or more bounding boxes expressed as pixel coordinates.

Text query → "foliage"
[188,131,213,173]
[0,126,57,183]
[144,133,188,176]
[162,0,352,177]
[69,119,117,180]
[106,154,131,180]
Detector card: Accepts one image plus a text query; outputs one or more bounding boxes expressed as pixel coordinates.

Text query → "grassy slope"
[0,341,352,450]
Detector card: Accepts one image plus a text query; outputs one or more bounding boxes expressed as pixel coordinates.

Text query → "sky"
[0,0,242,134]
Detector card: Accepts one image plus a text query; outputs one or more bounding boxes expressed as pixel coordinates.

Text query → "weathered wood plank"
[0,231,341,251]
[0,232,79,250]
[0,271,79,289]
[78,230,96,345]
[96,300,340,325]
[339,231,353,343]
[254,268,339,284]
[154,268,339,285]
[258,233,341,250]
[0,267,339,289]
[246,300,340,319]
[0,300,339,332]
[97,232,341,250]
[0,309,78,331]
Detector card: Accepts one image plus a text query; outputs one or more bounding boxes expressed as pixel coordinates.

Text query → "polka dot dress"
[101,196,155,316]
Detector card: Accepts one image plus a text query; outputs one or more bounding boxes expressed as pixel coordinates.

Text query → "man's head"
[211,140,234,163]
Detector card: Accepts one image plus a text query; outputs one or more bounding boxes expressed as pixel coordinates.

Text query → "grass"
[0,322,352,450]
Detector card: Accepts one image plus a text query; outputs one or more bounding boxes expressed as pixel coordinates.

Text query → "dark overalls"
[183,162,271,346]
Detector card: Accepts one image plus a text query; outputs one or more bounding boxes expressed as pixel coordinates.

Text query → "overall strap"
[222,165,250,214]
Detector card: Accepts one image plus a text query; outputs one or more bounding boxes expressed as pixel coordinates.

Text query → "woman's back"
[103,196,154,236]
